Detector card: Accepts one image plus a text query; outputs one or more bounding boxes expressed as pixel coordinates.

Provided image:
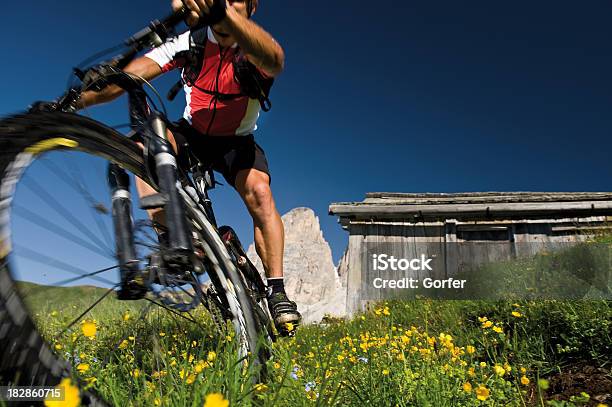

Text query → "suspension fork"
[107,164,139,287]
[147,111,194,265]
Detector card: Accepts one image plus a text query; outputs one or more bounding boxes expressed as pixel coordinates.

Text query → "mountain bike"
[0,8,277,405]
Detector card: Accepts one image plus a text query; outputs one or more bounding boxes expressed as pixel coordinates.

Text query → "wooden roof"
[329,192,612,221]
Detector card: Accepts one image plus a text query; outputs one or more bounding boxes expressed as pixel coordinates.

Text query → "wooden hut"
[330,192,612,315]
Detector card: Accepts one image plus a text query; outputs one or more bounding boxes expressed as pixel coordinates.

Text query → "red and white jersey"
[145,28,265,136]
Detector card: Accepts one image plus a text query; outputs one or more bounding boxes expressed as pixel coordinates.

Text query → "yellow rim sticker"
[25,138,78,155]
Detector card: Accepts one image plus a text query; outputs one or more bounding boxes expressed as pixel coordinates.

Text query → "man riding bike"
[75,0,301,333]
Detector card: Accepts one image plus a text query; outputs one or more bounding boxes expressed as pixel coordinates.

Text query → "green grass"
[14,238,612,406]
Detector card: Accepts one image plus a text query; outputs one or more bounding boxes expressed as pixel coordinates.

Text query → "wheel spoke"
[21,175,114,257]
[14,244,116,287]
[144,297,197,324]
[13,204,113,259]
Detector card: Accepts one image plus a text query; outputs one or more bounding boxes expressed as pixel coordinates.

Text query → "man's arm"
[77,56,163,109]
[218,7,285,76]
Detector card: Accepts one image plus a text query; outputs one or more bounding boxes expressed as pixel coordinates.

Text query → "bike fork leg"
[108,164,144,299]
[149,112,193,266]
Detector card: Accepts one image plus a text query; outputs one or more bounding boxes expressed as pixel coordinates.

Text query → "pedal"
[139,193,168,210]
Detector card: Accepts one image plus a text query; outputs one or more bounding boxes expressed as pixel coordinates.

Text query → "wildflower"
[131,369,140,378]
[54,344,63,351]
[537,378,549,390]
[123,311,130,321]
[475,385,490,401]
[84,377,97,386]
[81,320,97,338]
[76,363,90,373]
[207,351,217,363]
[511,311,522,318]
[463,382,473,393]
[285,322,295,332]
[466,345,475,354]
[154,398,161,406]
[159,331,166,337]
[382,369,390,376]
[482,320,493,329]
[273,362,281,369]
[520,367,527,374]
[305,381,316,392]
[479,362,487,368]
[383,306,390,316]
[306,390,318,401]
[186,374,196,384]
[254,383,268,393]
[492,326,503,334]
[468,367,475,377]
[192,340,198,347]
[306,352,314,358]
[494,365,506,376]
[521,376,530,385]
[119,340,129,350]
[478,316,488,323]
[337,354,345,362]
[195,360,210,373]
[203,393,229,407]
[128,336,135,341]
[44,378,79,407]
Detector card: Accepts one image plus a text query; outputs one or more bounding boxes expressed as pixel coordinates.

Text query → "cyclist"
[76,0,301,333]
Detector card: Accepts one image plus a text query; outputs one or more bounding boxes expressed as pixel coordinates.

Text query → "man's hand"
[172,0,226,27]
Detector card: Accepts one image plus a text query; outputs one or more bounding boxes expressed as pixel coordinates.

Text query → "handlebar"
[125,7,189,51]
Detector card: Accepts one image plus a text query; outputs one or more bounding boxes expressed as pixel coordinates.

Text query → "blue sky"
[2,1,612,285]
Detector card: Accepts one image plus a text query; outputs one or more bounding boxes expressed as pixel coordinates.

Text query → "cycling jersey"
[145,28,268,136]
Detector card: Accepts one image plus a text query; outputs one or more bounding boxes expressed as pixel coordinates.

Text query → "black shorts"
[170,120,271,187]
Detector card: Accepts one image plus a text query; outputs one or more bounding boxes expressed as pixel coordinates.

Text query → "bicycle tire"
[0,112,270,403]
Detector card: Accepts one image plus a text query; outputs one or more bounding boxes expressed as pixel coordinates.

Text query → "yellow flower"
[337,354,345,362]
[520,367,527,374]
[54,344,63,351]
[254,383,268,393]
[273,362,281,369]
[382,369,390,375]
[123,311,130,321]
[475,385,490,401]
[468,367,475,377]
[479,362,487,368]
[478,316,488,323]
[466,345,475,354]
[382,306,390,316]
[186,374,196,384]
[207,351,217,363]
[119,339,129,350]
[81,320,96,338]
[159,332,166,337]
[285,322,295,332]
[494,365,506,376]
[482,320,493,329]
[521,376,530,385]
[596,404,608,407]
[203,392,229,407]
[154,398,161,406]
[492,326,503,334]
[76,363,89,373]
[463,382,472,393]
[131,369,140,378]
[44,378,79,407]
[511,311,522,318]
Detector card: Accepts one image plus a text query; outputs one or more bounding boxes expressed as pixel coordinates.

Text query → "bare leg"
[234,168,284,278]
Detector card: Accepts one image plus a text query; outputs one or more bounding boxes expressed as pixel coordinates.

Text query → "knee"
[244,181,273,214]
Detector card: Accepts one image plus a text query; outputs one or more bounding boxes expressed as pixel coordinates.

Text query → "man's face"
[212,0,251,47]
